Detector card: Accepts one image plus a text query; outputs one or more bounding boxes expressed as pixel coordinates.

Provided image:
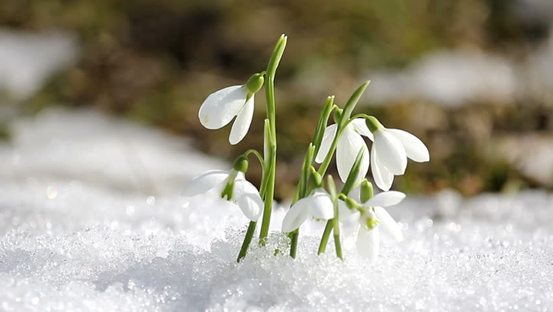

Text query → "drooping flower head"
[199,73,264,145]
[315,118,372,183]
[282,188,335,233]
[365,116,430,191]
[182,156,263,221]
[340,189,406,263]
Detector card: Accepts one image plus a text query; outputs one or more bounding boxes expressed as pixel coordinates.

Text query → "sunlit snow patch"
[0,30,78,100]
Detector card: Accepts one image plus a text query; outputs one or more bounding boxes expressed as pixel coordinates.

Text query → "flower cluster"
[182,35,430,263]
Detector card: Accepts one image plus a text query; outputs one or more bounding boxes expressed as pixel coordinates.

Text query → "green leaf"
[340,146,366,196]
[339,81,371,128]
[312,96,335,157]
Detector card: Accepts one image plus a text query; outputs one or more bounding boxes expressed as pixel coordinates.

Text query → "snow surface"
[365,31,553,107]
[1,110,552,311]
[0,30,78,100]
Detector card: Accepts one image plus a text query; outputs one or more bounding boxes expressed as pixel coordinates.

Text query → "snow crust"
[1,110,552,311]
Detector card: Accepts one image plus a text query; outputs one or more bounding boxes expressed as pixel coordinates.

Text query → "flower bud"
[245,73,265,94]
[333,108,343,124]
[360,181,374,204]
[365,116,384,133]
[267,34,287,76]
[310,167,323,188]
[233,155,249,173]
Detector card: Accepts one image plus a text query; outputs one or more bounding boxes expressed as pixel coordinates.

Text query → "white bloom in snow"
[282,189,335,232]
[367,117,430,191]
[199,86,255,145]
[340,191,405,263]
[182,169,263,221]
[315,118,372,183]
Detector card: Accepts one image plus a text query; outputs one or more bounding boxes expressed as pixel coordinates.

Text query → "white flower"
[182,169,263,221]
[281,189,335,232]
[368,121,430,191]
[198,86,254,145]
[315,119,372,183]
[340,191,405,263]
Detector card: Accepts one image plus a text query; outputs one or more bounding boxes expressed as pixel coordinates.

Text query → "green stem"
[327,176,343,260]
[350,113,373,121]
[244,149,265,172]
[292,144,315,205]
[287,97,331,257]
[290,230,299,258]
[259,35,287,241]
[333,217,343,260]
[237,221,257,262]
[317,176,362,256]
[259,120,270,197]
[334,232,343,260]
[312,96,335,157]
[259,84,276,241]
[259,157,275,242]
[317,221,333,254]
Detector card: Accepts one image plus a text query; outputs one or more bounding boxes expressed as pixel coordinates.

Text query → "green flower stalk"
[259,34,287,242]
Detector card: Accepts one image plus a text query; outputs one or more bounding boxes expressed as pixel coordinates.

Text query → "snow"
[0,30,78,100]
[495,134,553,188]
[366,50,517,107]
[365,32,553,107]
[1,110,552,311]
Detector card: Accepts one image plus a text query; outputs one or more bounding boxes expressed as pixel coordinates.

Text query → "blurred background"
[1,0,552,200]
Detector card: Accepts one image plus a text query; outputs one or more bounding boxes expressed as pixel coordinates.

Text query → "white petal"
[374,206,403,241]
[199,86,248,129]
[350,118,374,141]
[315,124,337,163]
[341,222,360,250]
[373,129,407,175]
[364,191,406,207]
[282,198,310,232]
[338,200,361,249]
[233,179,263,221]
[336,127,369,182]
[182,170,230,197]
[338,200,357,222]
[387,129,430,162]
[356,227,380,263]
[229,96,254,145]
[371,146,394,192]
[308,190,335,220]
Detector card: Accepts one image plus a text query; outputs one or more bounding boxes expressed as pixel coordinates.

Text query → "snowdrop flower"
[365,116,430,191]
[315,118,371,183]
[282,189,335,232]
[341,191,405,263]
[199,73,264,145]
[182,158,263,221]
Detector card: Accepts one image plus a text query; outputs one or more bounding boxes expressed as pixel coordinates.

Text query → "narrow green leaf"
[339,81,371,128]
[312,96,335,157]
[340,146,365,196]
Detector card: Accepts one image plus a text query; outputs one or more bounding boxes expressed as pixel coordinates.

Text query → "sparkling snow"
[1,110,552,311]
